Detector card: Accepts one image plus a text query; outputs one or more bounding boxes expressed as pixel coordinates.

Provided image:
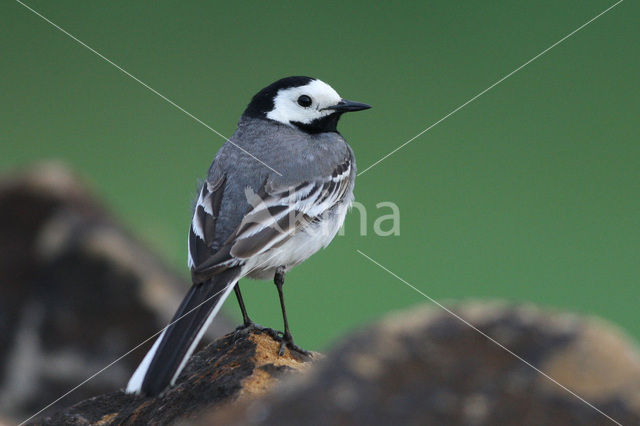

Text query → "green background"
[2,1,638,352]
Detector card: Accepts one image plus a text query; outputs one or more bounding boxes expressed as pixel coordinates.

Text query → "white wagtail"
[126,76,370,396]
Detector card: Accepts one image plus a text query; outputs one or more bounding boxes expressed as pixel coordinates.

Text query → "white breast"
[242,198,351,280]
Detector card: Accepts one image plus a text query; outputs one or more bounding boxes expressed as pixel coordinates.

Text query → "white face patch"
[266,79,342,126]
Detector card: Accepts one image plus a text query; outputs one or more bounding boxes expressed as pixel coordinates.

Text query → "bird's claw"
[233,323,310,357]
[234,322,281,340]
[233,321,263,340]
[277,333,311,357]
[234,320,255,332]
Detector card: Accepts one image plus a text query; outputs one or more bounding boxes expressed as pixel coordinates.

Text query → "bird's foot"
[233,322,282,341]
[234,320,255,332]
[232,324,310,357]
[277,332,311,357]
[233,320,258,340]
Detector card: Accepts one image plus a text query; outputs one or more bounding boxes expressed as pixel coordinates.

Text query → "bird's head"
[243,76,370,134]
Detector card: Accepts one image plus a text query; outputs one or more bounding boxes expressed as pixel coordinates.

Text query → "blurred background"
[1,0,638,356]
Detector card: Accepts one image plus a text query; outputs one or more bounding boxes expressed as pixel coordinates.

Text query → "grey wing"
[188,174,240,280]
[229,156,353,259]
[190,157,353,281]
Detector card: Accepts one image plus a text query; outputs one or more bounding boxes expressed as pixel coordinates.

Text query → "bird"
[125,76,370,396]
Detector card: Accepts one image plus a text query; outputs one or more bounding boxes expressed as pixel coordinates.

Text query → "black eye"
[297,95,312,107]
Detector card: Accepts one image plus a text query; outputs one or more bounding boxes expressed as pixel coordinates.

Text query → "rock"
[198,302,640,426]
[0,162,233,422]
[35,328,316,425]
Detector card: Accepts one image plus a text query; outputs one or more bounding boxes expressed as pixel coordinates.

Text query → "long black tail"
[126,268,240,396]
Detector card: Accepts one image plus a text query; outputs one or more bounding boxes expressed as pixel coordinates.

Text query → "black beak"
[323,99,372,113]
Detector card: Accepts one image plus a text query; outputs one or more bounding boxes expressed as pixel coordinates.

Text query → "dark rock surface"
[20,301,640,426]
[200,302,640,426]
[0,163,233,421]
[35,328,316,425]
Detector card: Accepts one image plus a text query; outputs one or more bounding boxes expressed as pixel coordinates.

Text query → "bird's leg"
[274,267,291,342]
[274,266,310,356]
[234,283,253,328]
[233,284,281,341]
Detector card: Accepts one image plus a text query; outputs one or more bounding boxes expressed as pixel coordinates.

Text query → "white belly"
[242,200,350,280]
